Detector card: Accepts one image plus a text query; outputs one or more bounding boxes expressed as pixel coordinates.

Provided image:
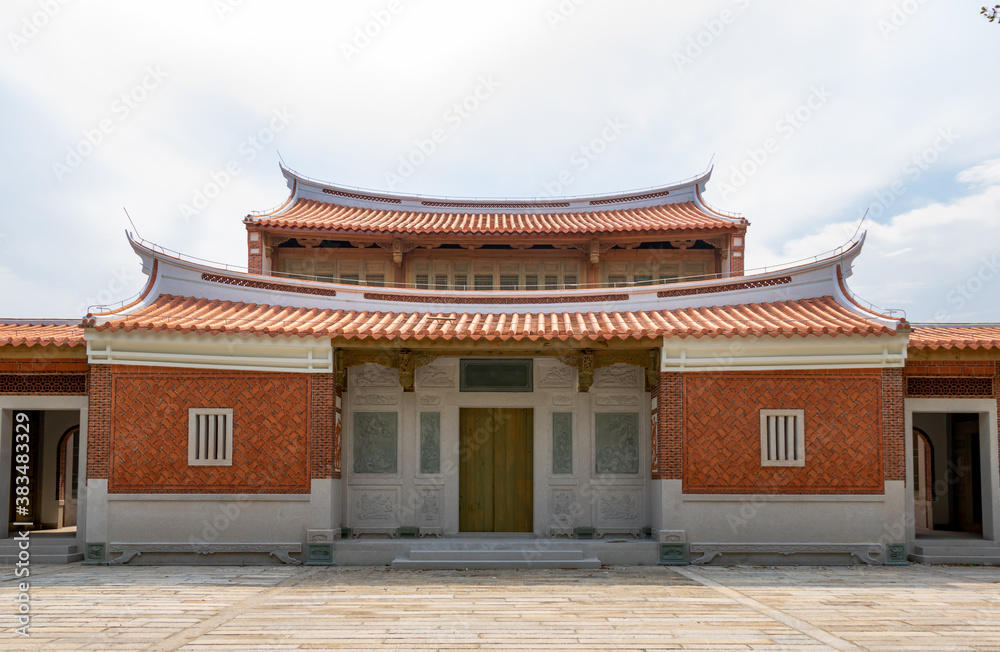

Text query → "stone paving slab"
[0,564,999,650]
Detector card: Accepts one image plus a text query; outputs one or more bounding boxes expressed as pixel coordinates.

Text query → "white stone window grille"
[188,409,234,466]
[760,410,805,467]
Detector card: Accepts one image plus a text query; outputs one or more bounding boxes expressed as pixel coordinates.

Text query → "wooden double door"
[459,408,534,533]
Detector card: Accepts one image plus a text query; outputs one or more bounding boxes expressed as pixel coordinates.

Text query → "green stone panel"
[353,412,398,474]
[552,412,573,475]
[595,412,640,475]
[460,359,533,392]
[420,412,441,475]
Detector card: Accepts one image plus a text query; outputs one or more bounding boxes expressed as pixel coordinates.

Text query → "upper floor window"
[412,259,580,291]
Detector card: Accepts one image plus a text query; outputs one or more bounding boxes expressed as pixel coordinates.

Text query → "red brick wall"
[683,370,885,494]
[87,365,111,480]
[247,228,263,275]
[311,373,335,480]
[0,357,89,396]
[882,368,905,482]
[106,366,322,494]
[729,232,746,278]
[652,371,682,480]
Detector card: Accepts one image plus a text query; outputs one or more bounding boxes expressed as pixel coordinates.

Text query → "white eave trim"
[85,330,333,374]
[661,335,909,372]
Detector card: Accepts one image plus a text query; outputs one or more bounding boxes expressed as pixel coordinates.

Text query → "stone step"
[0,552,83,564]
[913,538,1000,548]
[912,545,1000,558]
[909,553,1000,565]
[408,549,585,562]
[0,543,79,555]
[391,556,602,570]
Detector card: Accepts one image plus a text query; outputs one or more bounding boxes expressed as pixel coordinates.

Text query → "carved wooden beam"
[579,350,595,393]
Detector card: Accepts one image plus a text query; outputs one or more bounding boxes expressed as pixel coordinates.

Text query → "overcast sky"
[2,1,998,323]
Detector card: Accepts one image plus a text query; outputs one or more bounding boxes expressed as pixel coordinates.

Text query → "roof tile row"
[251,199,739,236]
[0,323,85,348]
[92,294,895,342]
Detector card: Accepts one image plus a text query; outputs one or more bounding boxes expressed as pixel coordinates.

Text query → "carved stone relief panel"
[538,363,575,388]
[552,395,573,407]
[417,366,455,389]
[354,394,399,406]
[352,489,398,524]
[551,490,576,528]
[597,491,642,523]
[595,395,640,407]
[419,488,442,524]
[594,412,640,475]
[353,412,398,474]
[353,364,399,388]
[552,413,573,475]
[419,395,441,406]
[419,412,441,475]
[593,364,641,388]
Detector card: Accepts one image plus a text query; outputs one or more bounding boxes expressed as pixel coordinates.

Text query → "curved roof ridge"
[252,162,743,218]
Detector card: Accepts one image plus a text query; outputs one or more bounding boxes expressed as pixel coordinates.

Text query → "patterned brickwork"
[247,230,263,275]
[108,367,311,494]
[882,368,905,483]
[202,273,338,297]
[0,358,89,374]
[87,365,111,480]
[904,361,996,377]
[683,371,884,494]
[333,381,342,478]
[906,376,995,398]
[730,233,745,277]
[652,372,683,480]
[0,374,87,395]
[656,276,789,299]
[311,373,335,479]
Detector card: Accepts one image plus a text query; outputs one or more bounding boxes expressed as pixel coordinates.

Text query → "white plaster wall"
[106,495,312,543]
[680,494,891,543]
[342,358,652,536]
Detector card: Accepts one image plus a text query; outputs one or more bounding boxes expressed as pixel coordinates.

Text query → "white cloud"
[1,0,999,320]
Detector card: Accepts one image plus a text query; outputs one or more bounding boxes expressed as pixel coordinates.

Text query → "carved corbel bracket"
[573,240,618,266]
[670,239,696,250]
[377,239,418,267]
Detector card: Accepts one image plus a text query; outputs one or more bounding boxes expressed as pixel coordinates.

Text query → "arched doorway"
[55,426,79,529]
[913,427,934,532]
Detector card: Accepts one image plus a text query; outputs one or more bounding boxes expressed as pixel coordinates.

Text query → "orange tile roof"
[249,199,739,236]
[909,326,1000,350]
[94,295,896,342]
[0,323,85,348]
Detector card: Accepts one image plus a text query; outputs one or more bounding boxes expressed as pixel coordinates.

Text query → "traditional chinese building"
[2,164,999,567]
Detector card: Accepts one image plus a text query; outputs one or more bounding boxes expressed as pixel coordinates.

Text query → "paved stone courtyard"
[2,564,1000,651]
